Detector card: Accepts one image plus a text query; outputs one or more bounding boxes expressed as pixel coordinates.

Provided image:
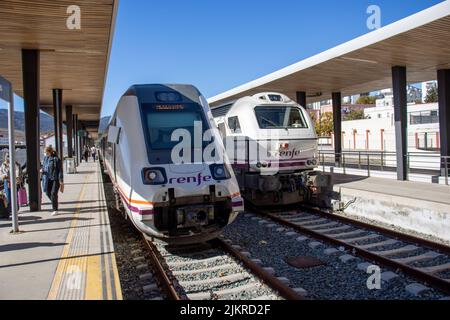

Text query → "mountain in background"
[0,109,54,133]
[99,115,111,133]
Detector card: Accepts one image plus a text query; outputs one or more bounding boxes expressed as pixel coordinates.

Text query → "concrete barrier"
[337,187,450,243]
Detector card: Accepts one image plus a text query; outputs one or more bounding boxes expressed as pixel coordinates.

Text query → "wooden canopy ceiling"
[0,0,118,131]
[208,1,450,107]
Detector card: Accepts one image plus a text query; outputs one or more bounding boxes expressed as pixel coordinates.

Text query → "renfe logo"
[276,148,303,160]
[169,173,212,186]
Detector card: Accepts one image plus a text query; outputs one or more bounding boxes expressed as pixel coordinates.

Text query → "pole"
[7,84,19,233]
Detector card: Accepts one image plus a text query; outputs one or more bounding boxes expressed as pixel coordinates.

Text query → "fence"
[318,150,449,185]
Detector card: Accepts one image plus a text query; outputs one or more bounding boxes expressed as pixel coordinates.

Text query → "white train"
[212,92,330,206]
[102,84,244,244]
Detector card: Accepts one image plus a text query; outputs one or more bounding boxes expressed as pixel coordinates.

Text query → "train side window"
[228,116,242,134]
[218,122,226,138]
[107,125,121,144]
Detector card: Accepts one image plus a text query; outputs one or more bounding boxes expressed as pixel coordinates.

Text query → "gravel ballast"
[223,213,448,300]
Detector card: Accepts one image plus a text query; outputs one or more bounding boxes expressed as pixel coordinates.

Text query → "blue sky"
[1,0,443,115]
[100,0,442,117]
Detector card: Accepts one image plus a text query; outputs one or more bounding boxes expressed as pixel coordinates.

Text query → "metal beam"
[21,49,41,212]
[438,69,450,176]
[66,105,73,157]
[52,89,64,160]
[332,92,342,165]
[392,66,408,181]
[296,91,306,108]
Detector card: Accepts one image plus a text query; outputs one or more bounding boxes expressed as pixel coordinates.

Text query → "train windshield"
[254,106,308,129]
[141,103,209,150]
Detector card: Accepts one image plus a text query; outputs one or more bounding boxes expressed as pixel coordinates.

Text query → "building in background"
[327,103,440,153]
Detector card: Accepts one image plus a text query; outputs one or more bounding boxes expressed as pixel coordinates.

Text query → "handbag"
[18,187,28,207]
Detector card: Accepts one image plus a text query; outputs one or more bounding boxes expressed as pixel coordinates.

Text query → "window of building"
[409,110,439,125]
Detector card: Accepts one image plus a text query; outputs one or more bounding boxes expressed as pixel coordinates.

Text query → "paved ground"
[0,161,121,300]
[332,173,450,205]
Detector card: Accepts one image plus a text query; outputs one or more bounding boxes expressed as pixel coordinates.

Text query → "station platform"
[330,172,450,244]
[0,162,122,300]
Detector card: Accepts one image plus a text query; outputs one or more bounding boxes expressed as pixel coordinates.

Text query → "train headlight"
[176,209,185,225]
[210,164,231,180]
[208,207,214,220]
[142,167,167,185]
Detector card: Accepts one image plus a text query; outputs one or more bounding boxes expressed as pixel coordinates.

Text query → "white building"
[337,103,439,152]
[375,86,422,109]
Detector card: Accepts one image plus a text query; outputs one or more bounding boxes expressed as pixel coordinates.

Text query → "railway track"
[142,235,305,300]
[252,205,450,295]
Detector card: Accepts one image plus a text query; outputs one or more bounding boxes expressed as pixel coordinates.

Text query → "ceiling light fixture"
[341,57,378,64]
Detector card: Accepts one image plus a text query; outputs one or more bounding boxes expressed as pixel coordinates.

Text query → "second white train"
[212,92,330,206]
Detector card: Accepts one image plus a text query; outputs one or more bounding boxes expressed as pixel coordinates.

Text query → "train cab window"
[254,106,308,129]
[228,116,242,134]
[141,103,209,151]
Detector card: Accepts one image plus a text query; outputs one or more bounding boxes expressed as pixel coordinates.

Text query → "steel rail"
[253,207,450,295]
[300,205,450,256]
[142,235,185,300]
[142,236,305,300]
[212,238,305,300]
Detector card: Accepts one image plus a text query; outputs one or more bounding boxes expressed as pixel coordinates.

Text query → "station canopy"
[208,1,450,107]
[0,0,118,134]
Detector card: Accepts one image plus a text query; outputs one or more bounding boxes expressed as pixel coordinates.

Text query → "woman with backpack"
[42,146,64,216]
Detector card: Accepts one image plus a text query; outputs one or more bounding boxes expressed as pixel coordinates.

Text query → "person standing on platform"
[0,152,21,216]
[84,146,90,163]
[41,149,51,202]
[43,146,64,216]
[91,146,97,162]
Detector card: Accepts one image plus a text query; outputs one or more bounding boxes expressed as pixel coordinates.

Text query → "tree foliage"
[424,85,438,103]
[343,109,366,121]
[356,96,377,104]
[315,112,334,136]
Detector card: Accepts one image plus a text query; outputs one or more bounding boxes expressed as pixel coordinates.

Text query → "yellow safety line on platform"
[97,161,123,300]
[47,175,89,300]
[111,252,123,300]
[48,166,123,300]
[85,255,102,300]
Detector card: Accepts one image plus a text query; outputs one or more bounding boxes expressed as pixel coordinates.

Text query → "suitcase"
[18,187,28,207]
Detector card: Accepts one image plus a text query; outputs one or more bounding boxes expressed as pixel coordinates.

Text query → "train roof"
[123,84,204,105]
[210,92,297,118]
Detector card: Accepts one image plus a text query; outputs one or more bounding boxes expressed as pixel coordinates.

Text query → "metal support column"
[296,91,307,108]
[66,105,73,158]
[438,70,450,176]
[79,121,84,163]
[332,92,342,165]
[52,89,64,160]
[392,66,408,181]
[75,115,80,164]
[72,114,78,166]
[0,75,19,231]
[21,49,41,212]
